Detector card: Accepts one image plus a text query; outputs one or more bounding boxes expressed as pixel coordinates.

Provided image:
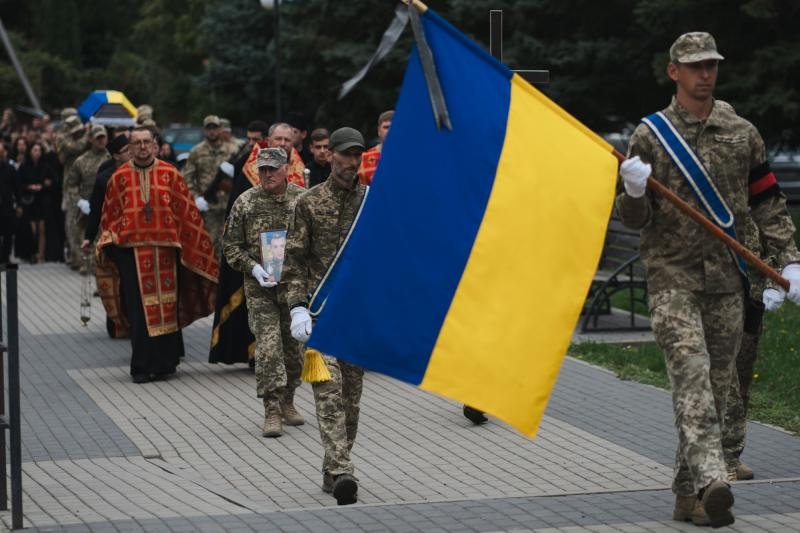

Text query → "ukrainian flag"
[308,9,618,436]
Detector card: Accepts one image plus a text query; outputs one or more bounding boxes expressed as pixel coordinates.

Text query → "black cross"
[489,10,549,85]
[143,202,153,222]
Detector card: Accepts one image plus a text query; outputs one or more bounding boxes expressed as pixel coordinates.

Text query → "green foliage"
[264,0,411,131]
[1,0,800,139]
[569,342,669,389]
[571,299,800,435]
[749,302,800,434]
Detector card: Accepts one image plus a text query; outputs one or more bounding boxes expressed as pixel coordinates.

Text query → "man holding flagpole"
[283,126,368,506]
[618,32,800,528]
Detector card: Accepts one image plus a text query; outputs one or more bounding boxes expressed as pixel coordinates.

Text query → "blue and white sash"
[642,111,747,277]
[308,186,370,318]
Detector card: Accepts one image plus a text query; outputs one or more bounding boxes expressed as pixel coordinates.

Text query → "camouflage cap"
[203,114,221,128]
[329,127,365,153]
[669,32,724,64]
[139,118,157,128]
[137,104,153,117]
[64,115,84,134]
[89,124,107,139]
[257,147,288,168]
[60,107,78,121]
[219,118,232,131]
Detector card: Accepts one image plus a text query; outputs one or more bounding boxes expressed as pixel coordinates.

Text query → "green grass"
[570,302,800,435]
[609,288,649,316]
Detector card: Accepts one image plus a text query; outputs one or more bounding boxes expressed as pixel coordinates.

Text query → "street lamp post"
[260,0,281,121]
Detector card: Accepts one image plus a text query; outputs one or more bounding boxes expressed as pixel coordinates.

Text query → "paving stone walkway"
[1,263,799,532]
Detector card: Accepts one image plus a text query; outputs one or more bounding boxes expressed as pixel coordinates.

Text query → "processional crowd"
[1,29,800,524]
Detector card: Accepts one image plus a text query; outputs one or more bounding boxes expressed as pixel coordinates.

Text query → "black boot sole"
[333,478,358,505]
[704,483,735,528]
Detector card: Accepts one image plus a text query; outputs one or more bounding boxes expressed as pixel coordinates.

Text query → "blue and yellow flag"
[307,9,618,436]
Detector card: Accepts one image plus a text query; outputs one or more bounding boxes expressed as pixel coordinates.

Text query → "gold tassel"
[301,349,331,382]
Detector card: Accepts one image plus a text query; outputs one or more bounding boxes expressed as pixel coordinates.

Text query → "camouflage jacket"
[183,140,237,211]
[617,97,799,294]
[223,182,304,277]
[65,147,110,198]
[283,177,367,308]
[57,133,89,181]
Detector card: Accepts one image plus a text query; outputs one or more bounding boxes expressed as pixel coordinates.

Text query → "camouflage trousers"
[722,299,764,468]
[202,209,226,261]
[649,289,743,497]
[244,285,302,405]
[65,192,82,266]
[312,354,364,477]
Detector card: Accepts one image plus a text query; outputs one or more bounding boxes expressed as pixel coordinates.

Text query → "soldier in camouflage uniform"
[65,125,109,273]
[136,104,154,125]
[618,32,800,528]
[283,127,368,506]
[721,214,785,482]
[721,289,763,482]
[57,115,89,268]
[55,108,79,147]
[220,118,244,154]
[222,147,305,438]
[183,115,238,258]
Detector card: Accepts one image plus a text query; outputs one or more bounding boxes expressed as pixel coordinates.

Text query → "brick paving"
[1,262,799,532]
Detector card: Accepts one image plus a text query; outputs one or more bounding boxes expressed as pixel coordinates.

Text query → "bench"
[769,151,800,205]
[580,215,649,332]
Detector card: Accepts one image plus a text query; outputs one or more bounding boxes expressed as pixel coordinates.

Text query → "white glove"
[195,196,209,212]
[219,161,234,178]
[290,306,313,343]
[251,263,276,288]
[762,287,785,312]
[76,198,91,215]
[782,264,800,305]
[619,156,651,198]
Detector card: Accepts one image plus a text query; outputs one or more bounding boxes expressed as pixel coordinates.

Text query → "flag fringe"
[301,349,331,382]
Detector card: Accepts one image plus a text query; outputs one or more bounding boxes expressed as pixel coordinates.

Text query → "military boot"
[701,480,735,528]
[736,461,754,480]
[281,402,305,426]
[321,472,334,493]
[672,495,709,526]
[262,403,282,438]
[463,405,487,425]
[332,473,358,506]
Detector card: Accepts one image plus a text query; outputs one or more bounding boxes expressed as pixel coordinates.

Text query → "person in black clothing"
[81,134,132,248]
[18,141,58,263]
[207,120,271,367]
[80,133,132,339]
[0,140,22,263]
[305,128,331,188]
[285,111,312,165]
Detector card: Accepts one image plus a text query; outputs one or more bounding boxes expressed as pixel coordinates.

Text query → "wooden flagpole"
[610,149,789,291]
[402,0,789,291]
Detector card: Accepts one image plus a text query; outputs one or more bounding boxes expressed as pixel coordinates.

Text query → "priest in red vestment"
[96,126,219,383]
[357,109,393,185]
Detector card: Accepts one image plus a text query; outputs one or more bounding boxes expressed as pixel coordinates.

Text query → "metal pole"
[0,263,5,511]
[489,10,502,61]
[0,18,42,113]
[487,10,548,84]
[274,0,282,122]
[6,264,22,529]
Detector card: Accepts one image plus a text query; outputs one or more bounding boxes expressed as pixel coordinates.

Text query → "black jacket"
[0,160,20,217]
[84,158,118,243]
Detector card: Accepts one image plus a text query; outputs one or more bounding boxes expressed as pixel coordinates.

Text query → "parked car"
[160,125,204,166]
[768,151,800,205]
